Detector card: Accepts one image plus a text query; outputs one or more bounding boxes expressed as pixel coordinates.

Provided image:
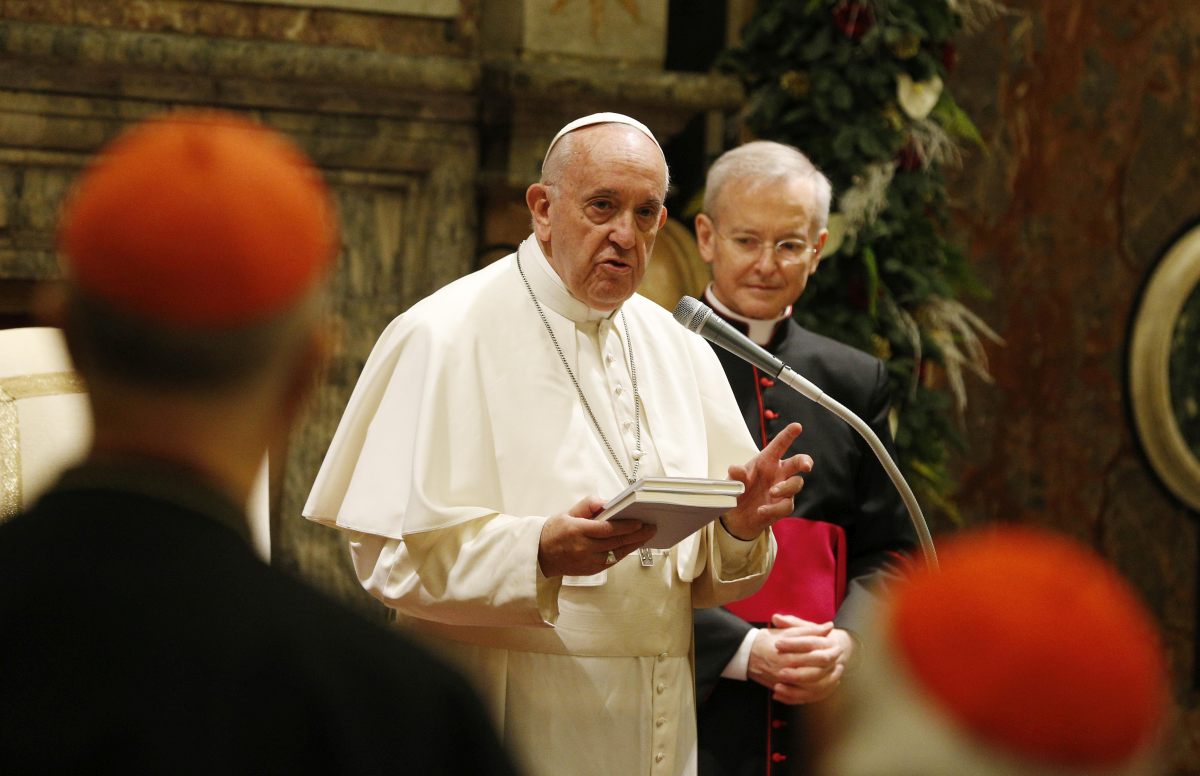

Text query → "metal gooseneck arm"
[673,295,938,572]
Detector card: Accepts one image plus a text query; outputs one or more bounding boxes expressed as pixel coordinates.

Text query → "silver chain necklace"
[517,254,643,485]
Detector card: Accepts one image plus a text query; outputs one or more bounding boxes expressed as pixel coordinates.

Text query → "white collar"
[703,283,791,347]
[519,236,617,325]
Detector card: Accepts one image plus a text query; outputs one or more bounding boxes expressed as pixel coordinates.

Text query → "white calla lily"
[822,213,848,257]
[897,74,944,120]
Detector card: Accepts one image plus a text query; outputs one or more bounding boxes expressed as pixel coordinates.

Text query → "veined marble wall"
[946,1,1200,767]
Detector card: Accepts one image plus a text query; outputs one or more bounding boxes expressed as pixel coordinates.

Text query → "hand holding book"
[596,477,746,549]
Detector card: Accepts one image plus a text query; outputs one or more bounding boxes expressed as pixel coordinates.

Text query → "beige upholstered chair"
[0,327,92,521]
[0,326,270,560]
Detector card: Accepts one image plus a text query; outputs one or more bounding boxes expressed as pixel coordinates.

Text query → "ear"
[657,204,668,231]
[526,183,553,242]
[811,228,829,277]
[695,213,717,266]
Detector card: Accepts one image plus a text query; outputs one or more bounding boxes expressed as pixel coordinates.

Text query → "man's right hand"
[537,496,658,578]
[747,617,846,705]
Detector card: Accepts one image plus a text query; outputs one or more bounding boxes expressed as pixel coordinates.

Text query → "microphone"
[673,296,786,378]
[672,295,938,570]
[672,296,825,404]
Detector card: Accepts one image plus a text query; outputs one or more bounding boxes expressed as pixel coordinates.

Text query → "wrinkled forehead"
[543,112,662,164]
[557,124,668,197]
[715,175,823,229]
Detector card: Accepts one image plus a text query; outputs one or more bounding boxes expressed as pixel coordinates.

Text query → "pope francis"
[304,113,813,776]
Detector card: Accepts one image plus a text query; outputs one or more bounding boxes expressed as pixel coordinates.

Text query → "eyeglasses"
[714,229,820,266]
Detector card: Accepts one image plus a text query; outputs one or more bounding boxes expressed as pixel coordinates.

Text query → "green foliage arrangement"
[721,0,1004,521]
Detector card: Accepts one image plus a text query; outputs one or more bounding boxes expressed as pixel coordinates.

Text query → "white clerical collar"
[519,236,616,324]
[703,283,791,347]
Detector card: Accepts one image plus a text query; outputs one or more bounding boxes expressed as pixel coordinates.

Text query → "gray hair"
[703,141,832,230]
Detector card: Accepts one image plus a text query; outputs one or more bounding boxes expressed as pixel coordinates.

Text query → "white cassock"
[305,236,775,776]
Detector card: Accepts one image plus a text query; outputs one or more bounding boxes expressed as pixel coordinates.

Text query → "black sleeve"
[694,606,754,702]
[834,358,918,636]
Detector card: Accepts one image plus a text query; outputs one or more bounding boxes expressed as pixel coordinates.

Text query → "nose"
[752,247,781,274]
[609,210,636,251]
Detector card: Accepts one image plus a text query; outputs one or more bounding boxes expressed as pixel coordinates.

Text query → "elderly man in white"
[305,113,812,776]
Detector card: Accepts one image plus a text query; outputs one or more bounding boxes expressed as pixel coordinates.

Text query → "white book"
[596,477,745,549]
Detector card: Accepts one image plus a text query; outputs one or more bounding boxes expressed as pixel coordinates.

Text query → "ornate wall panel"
[0,15,478,615]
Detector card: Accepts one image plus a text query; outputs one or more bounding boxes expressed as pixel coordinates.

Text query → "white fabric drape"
[305,237,774,776]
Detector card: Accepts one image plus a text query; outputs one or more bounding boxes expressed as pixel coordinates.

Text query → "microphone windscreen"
[673,296,709,333]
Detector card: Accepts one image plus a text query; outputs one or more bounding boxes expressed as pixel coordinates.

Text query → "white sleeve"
[720,628,761,681]
[349,525,564,628]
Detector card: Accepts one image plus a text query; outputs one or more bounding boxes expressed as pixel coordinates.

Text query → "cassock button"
[655,682,665,694]
[605,353,616,365]
[655,716,666,728]
[655,753,665,763]
[615,385,624,396]
[657,652,667,662]
[760,376,775,388]
[771,753,788,764]
[772,719,787,729]
[764,409,780,421]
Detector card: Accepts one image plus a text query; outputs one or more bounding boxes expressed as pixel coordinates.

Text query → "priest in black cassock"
[692,141,917,776]
[0,112,518,776]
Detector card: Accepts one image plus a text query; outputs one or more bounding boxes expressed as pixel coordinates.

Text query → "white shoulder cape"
[303,244,759,580]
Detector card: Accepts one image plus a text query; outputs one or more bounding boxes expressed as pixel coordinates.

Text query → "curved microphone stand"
[674,296,938,572]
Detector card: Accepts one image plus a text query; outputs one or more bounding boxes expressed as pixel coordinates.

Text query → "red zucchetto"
[890,527,1168,768]
[58,111,338,326]
[825,525,1170,775]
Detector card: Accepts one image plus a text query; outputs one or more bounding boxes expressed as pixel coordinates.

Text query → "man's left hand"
[768,613,857,705]
[721,422,812,540]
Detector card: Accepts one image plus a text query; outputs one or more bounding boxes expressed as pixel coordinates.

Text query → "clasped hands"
[748,614,856,705]
[537,423,811,578]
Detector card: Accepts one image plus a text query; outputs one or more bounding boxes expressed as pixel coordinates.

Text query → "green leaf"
[856,128,890,160]
[862,245,880,317]
[831,128,858,161]
[933,92,986,150]
[831,83,854,110]
[802,27,833,62]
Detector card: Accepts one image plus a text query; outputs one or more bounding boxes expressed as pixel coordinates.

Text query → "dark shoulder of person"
[0,495,520,776]
[258,570,521,776]
[788,325,886,391]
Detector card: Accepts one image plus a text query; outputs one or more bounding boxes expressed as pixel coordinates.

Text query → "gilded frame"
[1129,223,1200,512]
[219,0,459,17]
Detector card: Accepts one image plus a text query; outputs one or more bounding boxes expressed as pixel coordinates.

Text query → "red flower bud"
[832,2,875,40]
[897,140,923,172]
[940,42,958,73]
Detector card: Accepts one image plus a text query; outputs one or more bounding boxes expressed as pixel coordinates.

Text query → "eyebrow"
[724,224,809,238]
[585,187,664,208]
